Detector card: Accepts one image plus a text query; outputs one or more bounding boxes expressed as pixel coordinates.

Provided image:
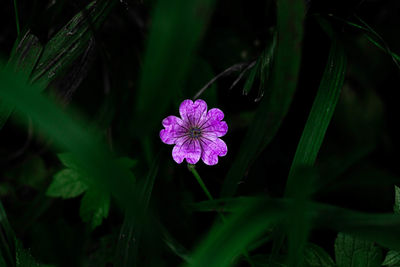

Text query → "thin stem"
[187,164,255,267]
[13,0,21,36]
[187,164,213,201]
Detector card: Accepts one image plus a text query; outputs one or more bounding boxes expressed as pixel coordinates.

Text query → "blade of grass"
[1,0,115,131]
[221,0,306,198]
[114,153,160,267]
[190,196,400,251]
[0,62,135,212]
[183,198,285,267]
[133,0,215,138]
[327,14,400,69]
[30,0,116,85]
[285,38,347,196]
[13,0,21,36]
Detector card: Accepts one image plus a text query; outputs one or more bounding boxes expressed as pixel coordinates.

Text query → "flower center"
[189,127,202,138]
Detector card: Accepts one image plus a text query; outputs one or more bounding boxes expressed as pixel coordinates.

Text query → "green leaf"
[8,30,43,77]
[30,0,116,85]
[221,0,306,197]
[1,0,115,131]
[285,38,347,196]
[242,60,259,96]
[191,196,400,252]
[184,198,285,267]
[80,190,110,230]
[334,233,383,267]
[0,60,135,214]
[133,0,215,137]
[383,250,400,266]
[46,169,88,198]
[0,31,43,131]
[303,243,335,267]
[114,154,160,267]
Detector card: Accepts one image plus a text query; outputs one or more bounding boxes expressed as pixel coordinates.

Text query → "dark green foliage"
[1,0,400,266]
[334,233,383,267]
[221,0,306,197]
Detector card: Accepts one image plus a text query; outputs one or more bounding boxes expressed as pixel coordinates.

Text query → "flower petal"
[179,99,208,127]
[201,108,228,138]
[160,115,186,144]
[172,137,201,164]
[200,138,227,165]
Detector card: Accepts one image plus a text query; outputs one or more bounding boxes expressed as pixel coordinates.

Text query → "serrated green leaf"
[383,250,400,266]
[303,243,335,267]
[334,233,383,267]
[80,190,110,230]
[0,61,135,214]
[221,0,306,197]
[46,169,88,198]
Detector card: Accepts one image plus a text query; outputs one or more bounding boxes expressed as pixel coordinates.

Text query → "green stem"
[187,164,213,201]
[13,0,21,36]
[187,164,255,267]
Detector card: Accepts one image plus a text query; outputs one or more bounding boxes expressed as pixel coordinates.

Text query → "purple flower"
[160,99,228,165]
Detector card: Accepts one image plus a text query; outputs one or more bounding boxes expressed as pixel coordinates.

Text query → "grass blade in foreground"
[0,31,43,130]
[115,154,160,267]
[285,40,347,196]
[190,197,400,251]
[184,198,285,267]
[0,63,134,212]
[221,0,305,197]
[134,0,215,136]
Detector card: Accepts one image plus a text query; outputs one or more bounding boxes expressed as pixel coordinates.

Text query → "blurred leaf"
[80,189,110,230]
[134,0,215,137]
[0,31,43,130]
[46,169,88,199]
[303,243,335,267]
[184,198,285,267]
[191,196,400,251]
[334,233,383,267]
[0,61,135,214]
[15,239,40,267]
[285,38,347,195]
[383,250,400,266]
[114,154,160,267]
[221,0,306,197]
